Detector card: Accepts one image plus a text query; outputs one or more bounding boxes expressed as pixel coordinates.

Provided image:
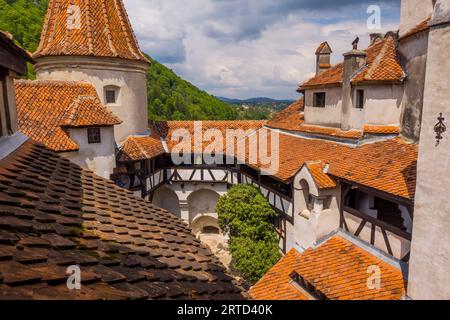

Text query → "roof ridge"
[100,0,118,57]
[114,0,141,60]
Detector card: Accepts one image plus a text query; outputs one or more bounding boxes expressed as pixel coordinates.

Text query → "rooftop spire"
[34,0,148,63]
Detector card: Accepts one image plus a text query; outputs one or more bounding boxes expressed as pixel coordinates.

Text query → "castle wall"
[399,0,435,37]
[399,33,429,142]
[34,56,149,144]
[408,1,450,299]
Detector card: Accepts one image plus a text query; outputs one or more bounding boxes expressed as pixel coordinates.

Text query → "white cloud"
[123,0,400,99]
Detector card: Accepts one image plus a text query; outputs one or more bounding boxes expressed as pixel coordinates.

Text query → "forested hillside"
[0,0,241,120]
[0,0,48,52]
[146,56,237,120]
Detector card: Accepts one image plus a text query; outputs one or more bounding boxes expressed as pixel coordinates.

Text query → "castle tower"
[408,0,450,300]
[33,0,150,143]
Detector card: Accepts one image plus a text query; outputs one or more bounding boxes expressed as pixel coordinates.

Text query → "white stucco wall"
[304,84,403,130]
[408,4,450,299]
[63,126,116,179]
[399,0,435,37]
[304,87,342,127]
[349,84,404,129]
[34,56,149,144]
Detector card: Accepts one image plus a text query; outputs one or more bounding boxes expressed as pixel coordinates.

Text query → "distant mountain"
[217,97,295,120]
[218,97,295,105]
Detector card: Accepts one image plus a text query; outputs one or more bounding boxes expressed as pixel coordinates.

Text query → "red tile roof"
[352,36,405,84]
[34,0,148,63]
[15,80,121,152]
[266,98,305,131]
[364,125,401,135]
[245,131,417,200]
[305,161,337,190]
[0,141,243,300]
[248,249,308,300]
[118,135,165,162]
[250,235,406,300]
[299,63,344,90]
[299,35,405,90]
[158,120,265,155]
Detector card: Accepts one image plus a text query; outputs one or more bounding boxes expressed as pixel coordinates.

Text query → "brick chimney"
[315,42,332,75]
[341,37,366,131]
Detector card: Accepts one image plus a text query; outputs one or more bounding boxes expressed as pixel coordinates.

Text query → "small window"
[87,127,101,144]
[313,92,326,108]
[105,90,116,104]
[356,89,365,109]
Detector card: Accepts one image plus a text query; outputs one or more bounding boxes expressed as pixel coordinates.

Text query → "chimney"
[341,37,367,131]
[315,42,332,75]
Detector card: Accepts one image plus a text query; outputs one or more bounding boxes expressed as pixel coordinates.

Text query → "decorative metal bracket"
[434,113,446,146]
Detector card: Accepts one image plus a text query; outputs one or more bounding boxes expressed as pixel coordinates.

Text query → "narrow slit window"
[87,127,101,144]
[313,92,326,108]
[356,89,365,109]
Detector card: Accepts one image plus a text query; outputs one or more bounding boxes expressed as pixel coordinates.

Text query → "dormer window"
[104,86,120,105]
[313,92,326,108]
[356,89,365,109]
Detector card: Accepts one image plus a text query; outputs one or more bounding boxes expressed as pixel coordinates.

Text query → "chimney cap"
[315,41,332,55]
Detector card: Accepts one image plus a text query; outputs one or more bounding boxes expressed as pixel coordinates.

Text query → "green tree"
[216,184,282,283]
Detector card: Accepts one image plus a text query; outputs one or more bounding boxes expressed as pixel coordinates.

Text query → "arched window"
[300,179,314,211]
[104,85,120,105]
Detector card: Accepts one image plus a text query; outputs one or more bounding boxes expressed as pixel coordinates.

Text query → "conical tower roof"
[34,0,149,63]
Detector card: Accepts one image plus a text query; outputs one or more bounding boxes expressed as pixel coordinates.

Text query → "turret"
[33,0,150,143]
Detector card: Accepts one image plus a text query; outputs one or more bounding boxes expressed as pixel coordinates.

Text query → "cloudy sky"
[123,0,401,100]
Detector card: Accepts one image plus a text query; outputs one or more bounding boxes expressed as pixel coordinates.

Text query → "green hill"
[0,0,239,121]
[146,56,237,120]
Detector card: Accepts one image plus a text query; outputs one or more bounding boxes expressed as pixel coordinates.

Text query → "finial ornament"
[434,113,446,146]
[352,37,360,50]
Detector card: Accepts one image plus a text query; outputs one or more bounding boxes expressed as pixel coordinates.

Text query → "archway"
[187,189,221,227]
[152,186,181,218]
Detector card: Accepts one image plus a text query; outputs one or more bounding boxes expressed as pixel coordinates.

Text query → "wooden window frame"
[87,127,101,144]
[313,92,326,108]
[105,89,116,104]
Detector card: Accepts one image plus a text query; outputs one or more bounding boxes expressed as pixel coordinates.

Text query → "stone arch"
[152,186,181,218]
[191,215,221,235]
[187,189,221,232]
